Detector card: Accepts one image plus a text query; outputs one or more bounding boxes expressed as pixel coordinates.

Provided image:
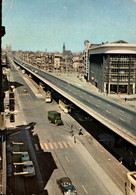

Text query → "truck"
[59,99,71,113]
[45,91,52,103]
[48,111,63,126]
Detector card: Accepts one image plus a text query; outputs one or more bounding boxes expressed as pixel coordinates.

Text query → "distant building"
[45,52,54,70]
[54,53,62,69]
[63,43,72,56]
[5,44,12,52]
[73,53,84,72]
[87,40,136,94]
[83,40,100,80]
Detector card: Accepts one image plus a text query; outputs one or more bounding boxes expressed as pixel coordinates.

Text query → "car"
[23,88,28,93]
[10,114,15,122]
[5,105,9,109]
[21,152,30,162]
[5,112,10,117]
[22,161,36,177]
[110,91,116,94]
[56,177,77,195]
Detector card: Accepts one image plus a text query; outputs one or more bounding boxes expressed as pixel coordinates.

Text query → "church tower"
[63,42,65,54]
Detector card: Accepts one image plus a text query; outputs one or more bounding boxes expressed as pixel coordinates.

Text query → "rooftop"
[88,41,136,55]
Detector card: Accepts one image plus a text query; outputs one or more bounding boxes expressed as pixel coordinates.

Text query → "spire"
[63,42,65,53]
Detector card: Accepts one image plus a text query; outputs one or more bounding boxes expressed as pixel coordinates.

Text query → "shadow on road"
[30,132,57,191]
[10,81,24,89]
[70,109,136,171]
[6,122,57,195]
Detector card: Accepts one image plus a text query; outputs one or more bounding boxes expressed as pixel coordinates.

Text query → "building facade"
[83,40,100,81]
[88,41,136,94]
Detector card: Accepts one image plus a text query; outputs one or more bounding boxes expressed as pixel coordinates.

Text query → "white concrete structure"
[88,41,136,94]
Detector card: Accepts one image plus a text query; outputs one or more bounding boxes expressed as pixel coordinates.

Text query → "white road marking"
[34,144,39,151]
[107,104,112,107]
[95,104,99,107]
[67,141,73,148]
[44,143,49,150]
[53,142,58,149]
[40,143,44,150]
[119,110,124,113]
[58,142,63,148]
[82,185,88,194]
[66,156,70,162]
[106,110,111,113]
[63,141,68,148]
[119,118,125,121]
[40,141,73,150]
[49,143,54,149]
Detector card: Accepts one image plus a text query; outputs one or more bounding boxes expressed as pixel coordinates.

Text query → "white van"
[59,99,71,113]
[45,91,52,103]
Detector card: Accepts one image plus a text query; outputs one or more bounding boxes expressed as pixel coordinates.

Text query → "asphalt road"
[12,58,136,146]
[6,61,128,195]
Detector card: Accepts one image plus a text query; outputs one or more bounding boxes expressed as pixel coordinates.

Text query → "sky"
[2,0,136,52]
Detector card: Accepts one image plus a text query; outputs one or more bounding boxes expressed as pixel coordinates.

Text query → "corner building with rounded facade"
[88,42,136,94]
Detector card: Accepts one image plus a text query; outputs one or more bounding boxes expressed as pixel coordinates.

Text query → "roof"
[59,177,72,184]
[23,161,33,165]
[88,42,136,55]
[48,111,60,114]
[111,40,128,43]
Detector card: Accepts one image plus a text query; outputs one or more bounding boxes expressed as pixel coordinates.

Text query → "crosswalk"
[34,141,73,151]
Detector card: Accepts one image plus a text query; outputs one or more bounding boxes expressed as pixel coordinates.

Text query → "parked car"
[21,152,30,162]
[10,113,15,122]
[23,88,28,93]
[56,177,77,195]
[5,112,10,117]
[22,161,35,177]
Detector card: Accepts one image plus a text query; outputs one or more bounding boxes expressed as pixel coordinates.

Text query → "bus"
[59,99,71,114]
[125,171,136,195]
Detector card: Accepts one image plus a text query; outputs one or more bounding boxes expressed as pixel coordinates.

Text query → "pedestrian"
[74,136,76,143]
[71,124,73,130]
[119,157,123,164]
[72,130,74,137]
[79,128,83,135]
[125,97,127,102]
[79,128,82,134]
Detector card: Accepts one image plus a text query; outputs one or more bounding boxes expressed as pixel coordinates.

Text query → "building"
[72,52,84,73]
[83,40,100,81]
[63,43,72,56]
[87,41,136,94]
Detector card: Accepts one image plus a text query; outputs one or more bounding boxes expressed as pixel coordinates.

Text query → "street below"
[6,63,128,195]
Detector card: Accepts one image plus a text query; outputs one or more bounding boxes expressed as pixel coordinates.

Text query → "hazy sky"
[2,0,136,52]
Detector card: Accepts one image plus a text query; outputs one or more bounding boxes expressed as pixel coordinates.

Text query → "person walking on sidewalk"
[74,136,76,143]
